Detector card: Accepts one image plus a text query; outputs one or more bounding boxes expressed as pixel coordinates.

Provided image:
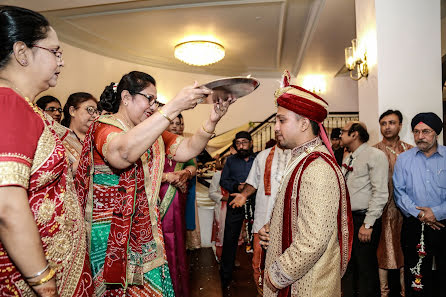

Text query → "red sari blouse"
[0,88,93,296]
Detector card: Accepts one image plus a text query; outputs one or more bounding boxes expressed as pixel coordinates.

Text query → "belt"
[352,209,367,215]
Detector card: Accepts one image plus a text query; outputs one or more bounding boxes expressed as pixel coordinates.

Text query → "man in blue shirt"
[219,131,257,292]
[393,112,446,297]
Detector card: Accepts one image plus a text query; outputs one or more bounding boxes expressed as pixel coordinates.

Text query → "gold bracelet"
[201,124,215,136]
[157,108,173,123]
[28,268,56,286]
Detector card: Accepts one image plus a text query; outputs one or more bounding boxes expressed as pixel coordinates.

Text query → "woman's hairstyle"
[0,6,50,69]
[100,71,156,114]
[61,92,97,127]
[35,95,61,110]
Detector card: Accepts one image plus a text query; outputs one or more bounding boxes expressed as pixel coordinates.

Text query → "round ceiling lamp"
[174,40,225,66]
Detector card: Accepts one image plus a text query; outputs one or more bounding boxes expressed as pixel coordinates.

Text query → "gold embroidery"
[102,131,122,160]
[42,231,72,263]
[36,170,59,188]
[167,135,183,160]
[15,279,36,297]
[37,198,56,225]
[0,153,33,165]
[31,126,56,175]
[22,96,88,297]
[141,136,167,273]
[0,161,30,188]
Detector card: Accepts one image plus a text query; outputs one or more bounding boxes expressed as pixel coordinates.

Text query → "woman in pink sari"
[159,114,197,297]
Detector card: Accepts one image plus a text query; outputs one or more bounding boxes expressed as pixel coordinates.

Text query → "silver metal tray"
[200,77,260,104]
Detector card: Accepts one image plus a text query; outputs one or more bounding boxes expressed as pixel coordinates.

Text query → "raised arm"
[104,83,210,169]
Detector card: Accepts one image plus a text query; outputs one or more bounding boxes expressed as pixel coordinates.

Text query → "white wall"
[355,0,443,145]
[41,41,280,135]
[295,75,359,112]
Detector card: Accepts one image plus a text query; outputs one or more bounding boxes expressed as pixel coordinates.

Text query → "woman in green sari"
[75,71,234,296]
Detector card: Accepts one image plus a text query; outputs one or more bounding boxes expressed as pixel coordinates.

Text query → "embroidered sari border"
[0,161,30,188]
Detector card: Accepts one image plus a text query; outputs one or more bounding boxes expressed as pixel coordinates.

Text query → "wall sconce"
[345,39,368,81]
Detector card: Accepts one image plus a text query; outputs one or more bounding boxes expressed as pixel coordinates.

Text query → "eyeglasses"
[340,129,350,134]
[235,140,250,146]
[135,92,159,106]
[413,129,434,136]
[45,107,62,113]
[32,45,63,60]
[85,106,99,116]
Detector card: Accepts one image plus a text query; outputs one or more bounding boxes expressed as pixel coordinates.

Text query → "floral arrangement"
[410,222,426,291]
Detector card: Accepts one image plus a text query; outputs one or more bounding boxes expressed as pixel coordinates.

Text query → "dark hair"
[99,71,156,114]
[265,139,277,149]
[379,109,403,123]
[348,122,369,143]
[61,92,97,127]
[0,6,50,68]
[309,120,320,136]
[35,95,60,110]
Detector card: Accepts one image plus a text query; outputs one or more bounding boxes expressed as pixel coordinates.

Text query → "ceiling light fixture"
[174,40,225,66]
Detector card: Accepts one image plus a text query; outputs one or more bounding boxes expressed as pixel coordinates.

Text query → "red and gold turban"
[275,70,333,156]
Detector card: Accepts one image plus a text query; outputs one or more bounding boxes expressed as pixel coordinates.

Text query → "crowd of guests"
[211,106,444,297]
[0,5,235,297]
[0,5,445,297]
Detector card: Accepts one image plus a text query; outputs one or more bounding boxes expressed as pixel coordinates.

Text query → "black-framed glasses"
[32,45,63,60]
[85,106,99,116]
[45,107,62,113]
[135,92,160,106]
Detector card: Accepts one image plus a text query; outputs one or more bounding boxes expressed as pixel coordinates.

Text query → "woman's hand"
[169,81,212,112]
[209,95,236,123]
[32,278,59,297]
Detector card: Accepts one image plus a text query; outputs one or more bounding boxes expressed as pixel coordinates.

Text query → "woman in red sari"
[0,6,93,297]
[75,71,234,296]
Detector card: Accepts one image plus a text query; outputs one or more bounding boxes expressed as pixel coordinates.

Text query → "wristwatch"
[364,223,373,229]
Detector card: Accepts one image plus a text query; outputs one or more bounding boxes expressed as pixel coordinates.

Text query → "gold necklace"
[385,142,407,156]
[114,114,133,131]
[0,79,44,118]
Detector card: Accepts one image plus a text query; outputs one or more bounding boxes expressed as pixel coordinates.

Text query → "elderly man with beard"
[219,131,257,292]
[394,112,446,297]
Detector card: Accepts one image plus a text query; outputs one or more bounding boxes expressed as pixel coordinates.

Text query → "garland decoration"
[410,222,426,291]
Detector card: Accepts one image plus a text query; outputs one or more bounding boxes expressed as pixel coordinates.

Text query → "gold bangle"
[201,124,215,136]
[157,108,173,123]
[28,268,56,286]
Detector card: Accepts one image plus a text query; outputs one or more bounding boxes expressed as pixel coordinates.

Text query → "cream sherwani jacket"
[264,138,346,297]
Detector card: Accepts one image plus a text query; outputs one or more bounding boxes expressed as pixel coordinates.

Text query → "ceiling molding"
[61,0,285,19]
[291,0,326,75]
[275,0,288,68]
[46,0,292,76]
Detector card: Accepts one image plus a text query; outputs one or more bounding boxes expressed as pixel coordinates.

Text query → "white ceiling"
[3,0,356,78]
